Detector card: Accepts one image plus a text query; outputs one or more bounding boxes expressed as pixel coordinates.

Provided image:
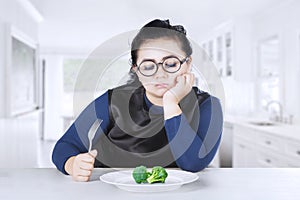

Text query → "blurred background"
[0,0,300,168]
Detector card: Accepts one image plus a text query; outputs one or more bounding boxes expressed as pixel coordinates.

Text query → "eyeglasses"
[136,56,190,77]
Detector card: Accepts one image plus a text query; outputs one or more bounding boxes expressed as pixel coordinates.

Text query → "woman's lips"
[154,83,168,88]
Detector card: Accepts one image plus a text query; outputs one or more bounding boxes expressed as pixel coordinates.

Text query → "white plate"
[100,169,199,192]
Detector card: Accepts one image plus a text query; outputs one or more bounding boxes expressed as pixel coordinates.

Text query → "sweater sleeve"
[164,96,223,172]
[52,91,110,175]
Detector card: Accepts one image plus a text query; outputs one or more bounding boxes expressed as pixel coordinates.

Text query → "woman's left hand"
[163,73,195,105]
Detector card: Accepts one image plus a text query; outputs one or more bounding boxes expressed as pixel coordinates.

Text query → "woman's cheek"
[170,75,178,87]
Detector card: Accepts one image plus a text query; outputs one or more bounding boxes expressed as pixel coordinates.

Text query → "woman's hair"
[131,19,192,65]
[128,19,193,84]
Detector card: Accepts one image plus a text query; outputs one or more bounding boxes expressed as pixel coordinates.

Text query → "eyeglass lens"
[139,57,182,76]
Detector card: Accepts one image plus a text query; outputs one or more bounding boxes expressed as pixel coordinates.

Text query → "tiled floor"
[37,139,56,168]
[0,113,56,168]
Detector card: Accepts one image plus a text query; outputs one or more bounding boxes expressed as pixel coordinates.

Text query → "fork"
[87,118,103,152]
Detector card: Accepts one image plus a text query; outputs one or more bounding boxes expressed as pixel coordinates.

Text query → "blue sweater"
[52,90,223,175]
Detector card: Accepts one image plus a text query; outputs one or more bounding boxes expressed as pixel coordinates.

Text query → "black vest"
[94,83,209,168]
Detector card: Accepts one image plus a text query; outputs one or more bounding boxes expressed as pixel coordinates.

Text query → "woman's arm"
[52,91,110,175]
[164,96,223,172]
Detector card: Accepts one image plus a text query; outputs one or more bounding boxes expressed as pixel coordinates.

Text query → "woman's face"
[133,38,192,99]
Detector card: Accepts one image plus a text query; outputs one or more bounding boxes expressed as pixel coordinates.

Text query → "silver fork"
[87,118,103,152]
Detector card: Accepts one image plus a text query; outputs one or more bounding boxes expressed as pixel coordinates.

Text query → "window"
[9,29,38,116]
[257,36,281,112]
[62,56,130,116]
[63,59,82,93]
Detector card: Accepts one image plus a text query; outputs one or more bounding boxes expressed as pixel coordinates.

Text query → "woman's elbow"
[178,161,208,172]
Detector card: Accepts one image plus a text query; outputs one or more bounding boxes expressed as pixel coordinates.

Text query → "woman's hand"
[64,150,98,182]
[163,73,195,105]
[163,73,195,120]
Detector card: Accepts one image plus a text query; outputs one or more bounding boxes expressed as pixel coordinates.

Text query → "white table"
[1,168,300,200]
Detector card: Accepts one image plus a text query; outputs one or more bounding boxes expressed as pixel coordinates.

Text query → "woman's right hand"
[64,150,98,182]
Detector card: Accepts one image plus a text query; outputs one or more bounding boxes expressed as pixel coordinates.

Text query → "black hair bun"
[142,19,186,35]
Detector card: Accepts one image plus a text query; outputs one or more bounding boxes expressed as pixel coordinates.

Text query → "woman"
[52,19,223,182]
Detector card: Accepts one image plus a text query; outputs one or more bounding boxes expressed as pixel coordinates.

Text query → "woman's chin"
[147,89,166,98]
[145,85,171,98]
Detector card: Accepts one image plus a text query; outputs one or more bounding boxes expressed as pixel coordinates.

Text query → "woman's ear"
[187,56,192,71]
[131,65,137,73]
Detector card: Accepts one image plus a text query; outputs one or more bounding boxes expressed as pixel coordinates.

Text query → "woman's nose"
[154,63,168,78]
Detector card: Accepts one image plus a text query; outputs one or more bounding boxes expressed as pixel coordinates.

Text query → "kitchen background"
[0,0,300,168]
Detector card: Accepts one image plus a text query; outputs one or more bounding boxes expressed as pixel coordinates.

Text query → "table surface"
[1,168,300,200]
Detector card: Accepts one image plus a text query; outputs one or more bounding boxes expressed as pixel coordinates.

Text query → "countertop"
[225,115,300,141]
[1,168,300,200]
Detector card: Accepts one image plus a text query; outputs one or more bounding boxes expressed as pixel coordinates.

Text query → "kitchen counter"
[1,168,300,200]
[225,115,300,141]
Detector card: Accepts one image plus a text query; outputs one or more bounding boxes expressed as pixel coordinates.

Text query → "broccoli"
[146,166,168,184]
[132,166,168,184]
[132,165,151,184]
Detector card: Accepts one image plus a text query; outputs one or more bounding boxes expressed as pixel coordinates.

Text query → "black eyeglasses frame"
[136,56,190,77]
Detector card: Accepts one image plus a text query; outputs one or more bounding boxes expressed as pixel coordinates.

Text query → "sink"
[248,121,276,126]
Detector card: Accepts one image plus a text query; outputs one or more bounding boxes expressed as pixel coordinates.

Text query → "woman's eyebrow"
[140,55,178,63]
[161,55,177,60]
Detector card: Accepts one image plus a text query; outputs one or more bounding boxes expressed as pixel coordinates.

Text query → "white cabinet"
[219,122,233,167]
[233,137,258,167]
[201,21,233,78]
[284,139,300,167]
[200,18,254,81]
[233,124,300,167]
[233,124,258,167]
[256,149,286,167]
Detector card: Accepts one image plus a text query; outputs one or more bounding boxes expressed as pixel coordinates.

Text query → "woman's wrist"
[163,102,182,120]
[163,92,179,105]
[64,156,75,175]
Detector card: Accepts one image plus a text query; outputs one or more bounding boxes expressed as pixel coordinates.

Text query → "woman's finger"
[89,149,98,158]
[78,168,92,177]
[176,75,184,84]
[79,162,94,170]
[185,74,190,86]
[74,175,89,182]
[191,73,195,85]
[188,73,195,85]
[80,154,95,164]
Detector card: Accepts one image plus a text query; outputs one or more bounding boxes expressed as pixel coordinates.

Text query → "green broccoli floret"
[132,166,151,184]
[146,166,168,184]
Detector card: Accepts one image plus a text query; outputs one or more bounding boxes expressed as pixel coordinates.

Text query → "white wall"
[0,0,39,118]
[0,0,39,39]
[199,17,256,116]
[42,54,64,140]
[0,0,40,167]
[198,1,300,120]
[226,17,255,116]
[0,21,5,118]
[252,0,300,120]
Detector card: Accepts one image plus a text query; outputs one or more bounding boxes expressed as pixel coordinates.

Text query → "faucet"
[265,100,283,122]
